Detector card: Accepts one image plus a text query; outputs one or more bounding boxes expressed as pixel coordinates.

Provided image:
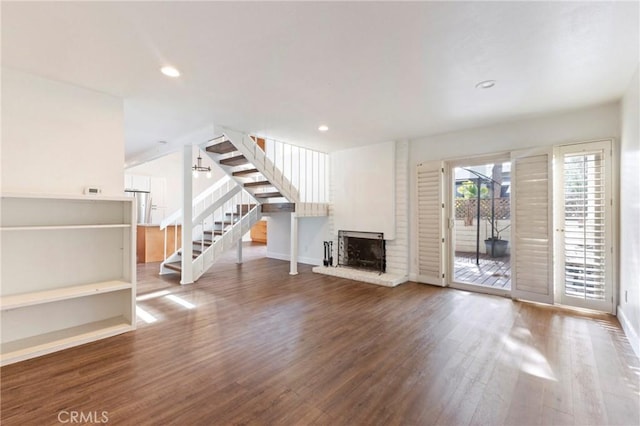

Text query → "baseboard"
[266,251,322,266]
[617,304,640,360]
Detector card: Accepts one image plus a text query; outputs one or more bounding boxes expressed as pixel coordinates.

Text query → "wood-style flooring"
[1,243,638,425]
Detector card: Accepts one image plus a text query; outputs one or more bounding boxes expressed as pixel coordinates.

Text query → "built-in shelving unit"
[0,194,136,366]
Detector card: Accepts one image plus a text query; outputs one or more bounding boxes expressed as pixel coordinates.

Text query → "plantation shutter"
[556,140,613,312]
[511,148,553,303]
[416,161,445,286]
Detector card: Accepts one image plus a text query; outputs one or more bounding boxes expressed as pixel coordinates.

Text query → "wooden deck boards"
[454,251,511,289]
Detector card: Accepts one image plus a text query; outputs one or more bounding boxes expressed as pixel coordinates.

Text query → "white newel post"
[237,239,243,264]
[290,212,299,275]
[181,145,194,284]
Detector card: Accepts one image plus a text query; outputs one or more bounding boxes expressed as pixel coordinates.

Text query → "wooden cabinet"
[0,194,136,366]
[250,220,267,244]
[137,224,181,263]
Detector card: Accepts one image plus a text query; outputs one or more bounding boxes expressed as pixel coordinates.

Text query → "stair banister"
[181,145,194,284]
[160,175,233,231]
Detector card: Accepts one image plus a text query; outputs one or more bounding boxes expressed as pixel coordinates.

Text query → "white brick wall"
[386,141,409,277]
[327,141,409,279]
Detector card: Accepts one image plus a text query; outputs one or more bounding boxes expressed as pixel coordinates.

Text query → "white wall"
[409,102,622,280]
[331,141,396,238]
[619,67,640,358]
[1,68,124,196]
[266,214,329,265]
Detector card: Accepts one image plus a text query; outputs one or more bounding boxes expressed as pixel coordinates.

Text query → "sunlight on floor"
[136,290,171,301]
[502,326,557,381]
[136,306,158,324]
[166,294,196,309]
[136,291,196,324]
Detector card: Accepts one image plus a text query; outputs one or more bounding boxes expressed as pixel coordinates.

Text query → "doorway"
[448,156,512,292]
[417,141,614,313]
[554,140,613,312]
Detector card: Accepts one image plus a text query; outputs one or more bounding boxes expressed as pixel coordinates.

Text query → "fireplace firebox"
[337,231,386,274]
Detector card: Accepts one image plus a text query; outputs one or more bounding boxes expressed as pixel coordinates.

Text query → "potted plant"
[485,219,510,257]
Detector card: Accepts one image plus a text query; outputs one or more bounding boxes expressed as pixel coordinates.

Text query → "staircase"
[160,127,329,283]
[203,128,299,213]
[160,176,261,281]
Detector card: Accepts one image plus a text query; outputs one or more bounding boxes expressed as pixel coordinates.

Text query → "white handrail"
[160,175,232,230]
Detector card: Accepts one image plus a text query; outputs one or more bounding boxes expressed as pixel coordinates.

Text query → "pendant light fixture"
[192,155,212,179]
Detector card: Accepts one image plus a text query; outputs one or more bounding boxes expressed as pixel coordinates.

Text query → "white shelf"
[0,317,132,366]
[0,280,132,310]
[0,224,131,231]
[1,194,136,365]
[1,192,131,202]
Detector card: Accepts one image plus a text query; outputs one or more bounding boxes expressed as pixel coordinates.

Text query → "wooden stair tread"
[213,220,236,225]
[236,204,257,214]
[206,140,235,154]
[193,240,213,246]
[244,180,272,188]
[254,191,282,198]
[178,249,201,259]
[261,203,296,213]
[219,155,249,167]
[232,168,260,177]
[164,262,182,272]
[204,230,224,236]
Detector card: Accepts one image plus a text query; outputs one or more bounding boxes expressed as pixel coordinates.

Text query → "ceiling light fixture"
[161,66,181,78]
[318,125,329,132]
[192,155,212,179]
[475,80,496,89]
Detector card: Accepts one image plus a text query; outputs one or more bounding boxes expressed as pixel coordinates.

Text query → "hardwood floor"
[2,243,638,425]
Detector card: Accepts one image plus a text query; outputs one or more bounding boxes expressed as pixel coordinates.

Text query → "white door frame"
[553,139,615,313]
[445,153,511,297]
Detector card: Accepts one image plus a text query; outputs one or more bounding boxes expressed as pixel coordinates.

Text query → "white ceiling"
[2,1,638,158]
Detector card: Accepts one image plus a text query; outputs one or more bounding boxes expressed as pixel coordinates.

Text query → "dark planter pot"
[485,239,509,258]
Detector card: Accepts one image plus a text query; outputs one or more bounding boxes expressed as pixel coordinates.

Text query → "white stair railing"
[262,136,329,216]
[160,180,260,281]
[217,128,301,203]
[192,189,261,281]
[159,176,236,261]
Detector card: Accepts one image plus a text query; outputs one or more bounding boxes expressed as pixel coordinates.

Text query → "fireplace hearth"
[338,231,386,274]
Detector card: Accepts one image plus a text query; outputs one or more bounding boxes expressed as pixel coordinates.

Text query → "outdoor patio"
[454,251,511,289]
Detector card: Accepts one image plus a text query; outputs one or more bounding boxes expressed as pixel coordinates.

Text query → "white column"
[237,239,243,264]
[181,145,194,285]
[290,212,298,275]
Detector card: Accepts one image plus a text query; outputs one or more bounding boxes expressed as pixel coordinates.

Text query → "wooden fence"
[455,197,510,224]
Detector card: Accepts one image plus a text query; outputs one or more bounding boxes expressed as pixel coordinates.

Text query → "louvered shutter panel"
[556,140,613,313]
[416,161,445,286]
[511,148,553,303]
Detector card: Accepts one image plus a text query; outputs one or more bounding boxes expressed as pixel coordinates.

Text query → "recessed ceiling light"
[318,125,329,132]
[161,66,180,78]
[475,80,496,89]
